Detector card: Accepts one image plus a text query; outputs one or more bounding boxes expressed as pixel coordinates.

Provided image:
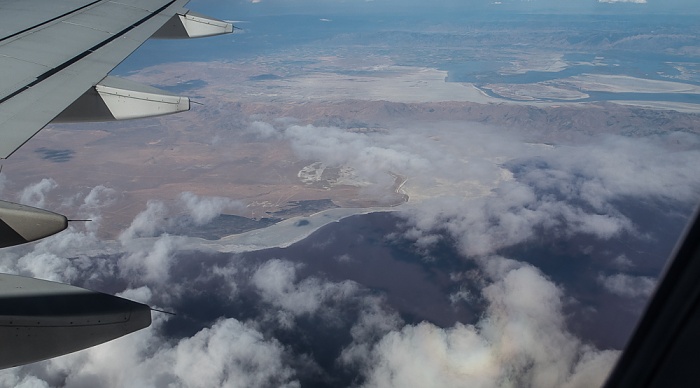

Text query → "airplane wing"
[0,0,232,369]
[0,0,232,248]
[0,0,231,160]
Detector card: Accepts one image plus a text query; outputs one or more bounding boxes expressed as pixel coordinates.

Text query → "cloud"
[118,201,169,242]
[14,315,300,388]
[270,123,700,245]
[0,180,397,385]
[244,121,695,385]
[248,121,279,138]
[1,116,697,387]
[169,319,299,388]
[392,133,698,257]
[18,178,57,208]
[0,374,50,388]
[611,254,634,270]
[284,124,431,182]
[268,124,436,201]
[79,185,117,211]
[598,273,656,298]
[0,175,629,387]
[119,234,185,284]
[252,259,360,327]
[179,192,243,225]
[0,198,304,386]
[399,188,634,258]
[353,262,619,388]
[73,185,118,234]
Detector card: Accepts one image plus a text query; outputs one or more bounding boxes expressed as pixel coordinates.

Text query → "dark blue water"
[113,14,381,74]
[112,11,700,108]
[447,52,699,87]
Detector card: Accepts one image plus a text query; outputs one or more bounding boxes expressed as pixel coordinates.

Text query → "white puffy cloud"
[248,120,279,138]
[0,171,639,388]
[118,200,169,242]
[179,192,243,225]
[119,234,185,284]
[18,178,57,208]
[526,135,700,207]
[339,297,404,369]
[117,286,153,305]
[1,113,697,388]
[270,122,699,260]
[76,185,117,211]
[598,273,656,298]
[283,124,432,187]
[0,374,49,388]
[0,180,395,386]
[400,190,633,258]
[354,262,619,388]
[170,319,299,388]
[395,133,697,257]
[252,259,359,327]
[11,316,299,388]
[76,185,117,234]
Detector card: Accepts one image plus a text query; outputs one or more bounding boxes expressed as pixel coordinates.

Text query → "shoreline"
[188,205,405,253]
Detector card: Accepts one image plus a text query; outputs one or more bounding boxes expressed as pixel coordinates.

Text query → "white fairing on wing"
[180,11,234,38]
[153,11,233,39]
[96,79,190,120]
[53,76,190,122]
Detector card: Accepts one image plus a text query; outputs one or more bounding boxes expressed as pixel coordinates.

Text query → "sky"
[0,0,699,387]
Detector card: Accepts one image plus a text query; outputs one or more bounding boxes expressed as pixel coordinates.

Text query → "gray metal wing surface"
[0,0,215,159]
[0,0,232,247]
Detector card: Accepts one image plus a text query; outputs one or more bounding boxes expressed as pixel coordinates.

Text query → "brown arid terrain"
[2,59,699,238]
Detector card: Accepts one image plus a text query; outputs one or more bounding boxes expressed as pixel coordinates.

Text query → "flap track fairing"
[53,76,190,123]
[152,10,233,39]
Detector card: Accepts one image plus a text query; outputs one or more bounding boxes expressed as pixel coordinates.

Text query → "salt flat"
[608,100,700,113]
[560,74,700,94]
[233,66,500,104]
